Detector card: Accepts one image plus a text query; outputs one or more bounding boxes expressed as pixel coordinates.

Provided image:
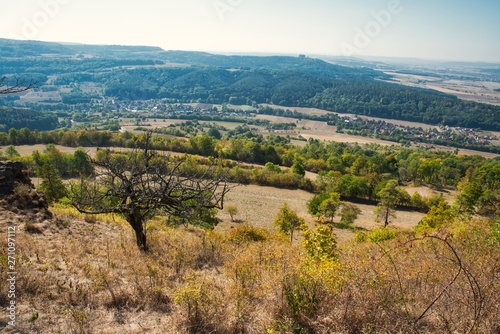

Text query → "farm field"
[384,72,500,106]
[1,144,98,156]
[255,114,500,157]
[265,104,441,130]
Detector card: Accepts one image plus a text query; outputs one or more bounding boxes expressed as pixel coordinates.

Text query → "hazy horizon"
[1,0,500,63]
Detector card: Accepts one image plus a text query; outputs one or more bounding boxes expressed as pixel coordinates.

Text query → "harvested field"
[0,144,88,156]
[217,184,426,242]
[265,104,440,130]
[384,72,500,106]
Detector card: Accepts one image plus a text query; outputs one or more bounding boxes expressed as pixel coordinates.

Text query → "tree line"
[2,128,497,216]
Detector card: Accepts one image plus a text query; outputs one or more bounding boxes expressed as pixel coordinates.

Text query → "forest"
[0,107,59,131]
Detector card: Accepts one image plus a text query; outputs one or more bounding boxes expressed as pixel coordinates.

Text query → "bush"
[302,224,338,261]
[226,225,269,243]
[174,276,224,333]
[307,192,331,216]
[355,227,398,243]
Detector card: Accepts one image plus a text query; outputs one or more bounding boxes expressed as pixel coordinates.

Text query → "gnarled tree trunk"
[125,206,148,252]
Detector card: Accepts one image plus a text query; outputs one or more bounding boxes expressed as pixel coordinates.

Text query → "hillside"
[0,107,59,131]
[0,165,498,333]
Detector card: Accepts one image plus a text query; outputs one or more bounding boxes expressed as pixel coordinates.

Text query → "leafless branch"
[0,76,38,95]
[70,133,233,251]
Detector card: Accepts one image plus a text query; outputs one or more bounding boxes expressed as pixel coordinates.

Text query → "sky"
[1,0,500,62]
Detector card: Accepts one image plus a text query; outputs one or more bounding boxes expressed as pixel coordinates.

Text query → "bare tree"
[70,133,231,251]
[0,76,37,95]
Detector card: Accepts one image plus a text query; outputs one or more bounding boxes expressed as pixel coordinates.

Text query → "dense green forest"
[0,107,59,131]
[96,66,499,129]
[1,39,500,131]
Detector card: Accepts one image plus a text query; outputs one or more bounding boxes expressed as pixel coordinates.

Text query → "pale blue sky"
[1,0,499,62]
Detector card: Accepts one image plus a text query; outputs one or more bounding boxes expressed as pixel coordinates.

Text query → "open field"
[265,104,441,130]
[414,143,499,159]
[3,143,430,242]
[217,184,426,242]
[257,115,401,146]
[256,115,500,157]
[16,90,62,104]
[384,72,500,106]
[0,144,98,156]
[119,118,247,132]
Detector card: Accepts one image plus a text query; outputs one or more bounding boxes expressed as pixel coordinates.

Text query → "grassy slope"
[0,185,498,333]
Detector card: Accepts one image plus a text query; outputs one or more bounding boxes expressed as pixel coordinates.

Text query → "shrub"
[227,225,268,243]
[302,224,338,261]
[225,205,238,222]
[174,276,224,333]
[356,227,398,243]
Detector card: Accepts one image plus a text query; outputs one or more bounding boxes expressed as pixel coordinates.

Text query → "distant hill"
[1,38,500,131]
[159,50,387,81]
[0,38,163,58]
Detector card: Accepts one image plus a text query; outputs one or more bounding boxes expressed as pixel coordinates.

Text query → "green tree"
[8,129,19,145]
[456,181,483,214]
[207,127,222,140]
[307,192,330,216]
[72,148,93,176]
[39,163,67,203]
[5,145,20,159]
[291,161,305,177]
[317,192,341,223]
[374,180,404,227]
[339,203,362,225]
[274,202,304,243]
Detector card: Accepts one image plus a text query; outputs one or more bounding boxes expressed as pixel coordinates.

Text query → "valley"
[0,38,499,334]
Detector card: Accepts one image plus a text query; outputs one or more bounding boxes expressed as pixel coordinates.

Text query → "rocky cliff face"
[0,161,34,196]
[0,161,51,220]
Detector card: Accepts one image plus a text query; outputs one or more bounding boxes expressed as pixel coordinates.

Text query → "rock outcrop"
[0,161,51,220]
[0,161,34,196]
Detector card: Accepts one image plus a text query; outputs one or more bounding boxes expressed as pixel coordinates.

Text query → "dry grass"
[217,184,426,242]
[1,206,498,334]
